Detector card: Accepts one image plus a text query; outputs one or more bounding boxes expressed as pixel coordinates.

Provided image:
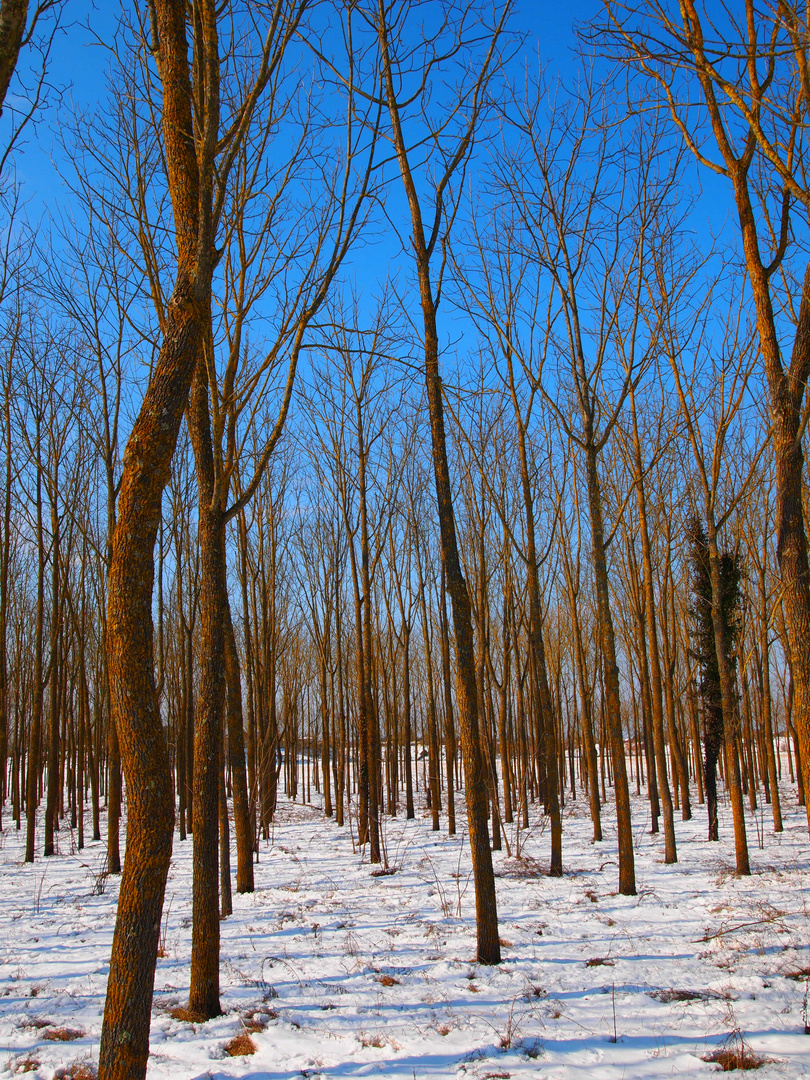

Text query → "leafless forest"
[1,2,810,1078]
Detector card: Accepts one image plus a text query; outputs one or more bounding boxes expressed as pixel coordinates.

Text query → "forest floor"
[0,782,809,1079]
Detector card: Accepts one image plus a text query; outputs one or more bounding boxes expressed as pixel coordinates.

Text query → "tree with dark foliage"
[688,518,742,842]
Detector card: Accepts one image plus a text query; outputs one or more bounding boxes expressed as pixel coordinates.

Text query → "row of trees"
[2,3,810,1080]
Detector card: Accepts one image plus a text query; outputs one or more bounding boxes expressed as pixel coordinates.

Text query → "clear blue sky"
[9,1,598,218]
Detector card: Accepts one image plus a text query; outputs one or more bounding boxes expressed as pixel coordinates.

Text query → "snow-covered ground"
[1,782,809,1079]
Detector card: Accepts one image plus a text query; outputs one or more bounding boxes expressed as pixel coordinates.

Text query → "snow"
[1,783,809,1079]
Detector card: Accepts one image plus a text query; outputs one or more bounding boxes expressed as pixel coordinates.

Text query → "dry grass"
[224,1033,257,1057]
[784,966,810,981]
[168,1006,207,1024]
[359,1033,386,1049]
[15,1017,51,1030]
[240,1006,278,1032]
[42,1026,84,1041]
[9,1058,40,1075]
[500,855,544,878]
[62,1064,97,1080]
[702,1047,770,1071]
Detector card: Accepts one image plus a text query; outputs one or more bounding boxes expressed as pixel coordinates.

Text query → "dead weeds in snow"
[61,1063,97,1080]
[8,1057,40,1074]
[41,1026,84,1041]
[240,1006,278,1031]
[224,1032,257,1056]
[15,1016,51,1030]
[702,1045,771,1071]
[167,1005,209,1024]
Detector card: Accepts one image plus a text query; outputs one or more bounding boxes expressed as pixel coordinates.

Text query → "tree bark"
[98,290,200,1077]
[98,0,212,1072]
[629,390,676,863]
[377,1,500,962]
[583,441,635,895]
[224,595,254,889]
[186,356,226,1020]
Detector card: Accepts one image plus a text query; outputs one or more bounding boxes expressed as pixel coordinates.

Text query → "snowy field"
[1,784,809,1079]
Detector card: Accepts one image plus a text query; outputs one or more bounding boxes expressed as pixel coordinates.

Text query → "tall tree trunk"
[378,0,500,965]
[630,390,677,862]
[0,354,12,829]
[187,354,226,1020]
[224,597,254,891]
[98,292,200,1079]
[98,0,213,1072]
[705,518,750,875]
[439,574,456,836]
[402,626,414,820]
[43,500,60,857]
[24,458,45,864]
[757,555,782,832]
[582,439,635,895]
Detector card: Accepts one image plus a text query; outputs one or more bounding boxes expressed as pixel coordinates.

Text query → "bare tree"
[600,0,810,837]
[370,0,513,962]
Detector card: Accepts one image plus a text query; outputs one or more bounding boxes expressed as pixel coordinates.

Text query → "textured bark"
[0,0,27,117]
[358,410,381,862]
[186,357,225,1020]
[439,578,456,836]
[43,503,59,857]
[378,1,500,963]
[416,546,441,832]
[630,391,676,863]
[218,748,232,919]
[757,555,782,832]
[223,599,254,891]
[0,362,12,828]
[98,0,207,1073]
[106,715,122,874]
[654,2,810,837]
[24,462,44,864]
[583,442,635,896]
[97,288,200,1080]
[738,200,810,836]
[705,520,750,874]
[402,628,415,820]
[424,345,500,960]
[563,547,601,842]
[511,391,562,874]
[319,656,333,818]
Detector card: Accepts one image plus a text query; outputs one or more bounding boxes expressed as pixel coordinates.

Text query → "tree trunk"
[378,2,500,964]
[98,0,211,1070]
[187,356,226,1020]
[223,598,254,891]
[97,289,200,1078]
[705,518,750,875]
[630,391,677,862]
[583,441,635,895]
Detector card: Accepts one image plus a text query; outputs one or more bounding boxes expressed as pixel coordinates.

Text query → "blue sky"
[8,1,596,216]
